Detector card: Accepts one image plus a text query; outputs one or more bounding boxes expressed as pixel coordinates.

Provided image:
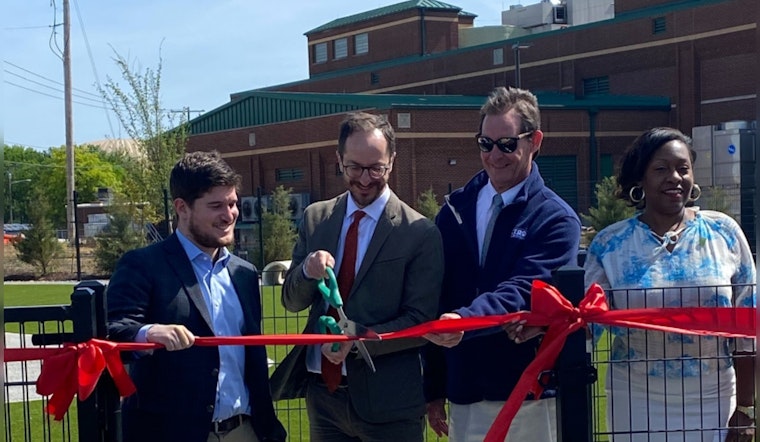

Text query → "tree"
[4,144,51,224]
[94,198,147,274]
[36,145,129,228]
[99,46,187,223]
[416,187,441,220]
[700,186,731,214]
[262,186,298,264]
[580,176,635,243]
[13,191,65,276]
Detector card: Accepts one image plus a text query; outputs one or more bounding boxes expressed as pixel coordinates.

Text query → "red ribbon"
[4,282,754,426]
[5,339,137,420]
[483,281,755,442]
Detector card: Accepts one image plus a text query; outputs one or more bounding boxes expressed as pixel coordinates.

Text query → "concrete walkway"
[4,332,44,403]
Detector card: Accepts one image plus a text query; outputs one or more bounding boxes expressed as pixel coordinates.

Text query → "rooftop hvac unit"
[553,5,567,24]
[240,196,268,222]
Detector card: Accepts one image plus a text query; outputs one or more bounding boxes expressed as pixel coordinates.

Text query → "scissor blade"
[336,308,381,340]
[355,341,376,373]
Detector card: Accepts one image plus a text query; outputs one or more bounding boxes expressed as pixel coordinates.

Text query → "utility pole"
[64,0,76,243]
[169,107,204,123]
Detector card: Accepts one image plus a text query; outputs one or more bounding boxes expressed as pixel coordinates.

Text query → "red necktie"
[321,210,366,392]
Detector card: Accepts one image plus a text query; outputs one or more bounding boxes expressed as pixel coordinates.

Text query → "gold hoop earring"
[689,184,701,202]
[629,186,645,204]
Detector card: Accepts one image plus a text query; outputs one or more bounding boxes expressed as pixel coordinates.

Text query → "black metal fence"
[4,281,119,442]
[4,269,754,442]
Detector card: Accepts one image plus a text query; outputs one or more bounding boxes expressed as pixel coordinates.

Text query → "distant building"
[186,0,757,245]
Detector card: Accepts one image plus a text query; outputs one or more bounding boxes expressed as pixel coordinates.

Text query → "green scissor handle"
[318,315,343,352]
[317,267,343,309]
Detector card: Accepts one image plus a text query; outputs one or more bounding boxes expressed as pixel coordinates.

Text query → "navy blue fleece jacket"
[422,164,581,405]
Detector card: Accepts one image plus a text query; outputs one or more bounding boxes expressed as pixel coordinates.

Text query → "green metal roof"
[306,0,476,35]
[190,91,670,135]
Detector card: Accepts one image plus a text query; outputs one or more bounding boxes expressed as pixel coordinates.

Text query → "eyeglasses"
[342,164,391,180]
[476,131,534,154]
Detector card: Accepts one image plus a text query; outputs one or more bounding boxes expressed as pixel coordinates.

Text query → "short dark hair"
[169,151,241,206]
[337,112,396,158]
[617,127,696,207]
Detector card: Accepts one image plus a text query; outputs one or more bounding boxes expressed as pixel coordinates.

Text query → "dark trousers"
[305,374,425,442]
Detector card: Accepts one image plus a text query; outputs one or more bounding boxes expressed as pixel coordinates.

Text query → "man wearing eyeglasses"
[271,112,444,441]
[422,87,581,441]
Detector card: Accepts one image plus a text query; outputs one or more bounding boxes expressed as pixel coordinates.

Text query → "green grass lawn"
[4,284,76,335]
[6,400,78,441]
[4,284,77,307]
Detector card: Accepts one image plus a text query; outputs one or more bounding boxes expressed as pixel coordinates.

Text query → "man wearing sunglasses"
[423,87,581,441]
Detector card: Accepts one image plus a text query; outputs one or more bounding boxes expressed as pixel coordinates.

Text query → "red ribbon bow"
[484,281,755,442]
[34,339,136,420]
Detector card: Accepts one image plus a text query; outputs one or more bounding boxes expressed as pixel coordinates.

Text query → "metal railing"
[4,270,754,442]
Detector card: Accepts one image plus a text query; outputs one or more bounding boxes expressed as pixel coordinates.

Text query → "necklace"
[649,212,687,247]
[651,226,686,246]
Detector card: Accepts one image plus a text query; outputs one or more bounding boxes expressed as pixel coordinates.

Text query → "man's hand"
[320,341,353,365]
[146,324,195,351]
[503,318,545,344]
[303,250,336,280]
[426,398,449,437]
[726,409,755,442]
[424,313,464,348]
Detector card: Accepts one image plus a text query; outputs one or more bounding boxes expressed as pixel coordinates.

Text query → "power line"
[4,79,118,110]
[3,60,102,99]
[4,69,108,104]
[49,0,63,61]
[5,142,54,150]
[5,160,65,168]
[3,25,53,31]
[73,0,116,138]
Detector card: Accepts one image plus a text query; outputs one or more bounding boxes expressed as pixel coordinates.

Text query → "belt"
[211,414,247,434]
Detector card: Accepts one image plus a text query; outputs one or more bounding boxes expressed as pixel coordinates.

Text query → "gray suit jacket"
[270,190,444,423]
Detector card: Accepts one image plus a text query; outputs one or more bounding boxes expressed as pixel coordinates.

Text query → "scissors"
[317,267,380,372]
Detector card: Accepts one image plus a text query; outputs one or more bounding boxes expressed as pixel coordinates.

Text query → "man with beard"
[270,112,444,441]
[107,151,286,442]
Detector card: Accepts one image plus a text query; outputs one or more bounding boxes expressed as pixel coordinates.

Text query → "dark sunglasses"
[476,131,534,153]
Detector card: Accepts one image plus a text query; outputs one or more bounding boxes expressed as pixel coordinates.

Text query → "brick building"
[186,0,758,245]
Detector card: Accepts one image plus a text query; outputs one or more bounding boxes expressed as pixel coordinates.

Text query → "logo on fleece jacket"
[511,228,527,239]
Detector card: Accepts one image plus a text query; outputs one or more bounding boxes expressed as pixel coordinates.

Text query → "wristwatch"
[736,405,755,419]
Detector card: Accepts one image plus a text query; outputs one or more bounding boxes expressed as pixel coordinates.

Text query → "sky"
[2,0,524,151]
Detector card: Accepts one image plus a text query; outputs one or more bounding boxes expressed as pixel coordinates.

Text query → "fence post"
[71,281,121,442]
[553,265,595,442]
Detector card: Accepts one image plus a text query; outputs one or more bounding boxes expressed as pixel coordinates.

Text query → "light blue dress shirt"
[174,230,250,421]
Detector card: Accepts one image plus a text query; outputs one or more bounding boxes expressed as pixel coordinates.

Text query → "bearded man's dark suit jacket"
[106,233,286,442]
[270,191,444,423]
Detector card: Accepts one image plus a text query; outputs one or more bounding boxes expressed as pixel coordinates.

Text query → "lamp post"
[512,42,531,88]
[7,172,32,224]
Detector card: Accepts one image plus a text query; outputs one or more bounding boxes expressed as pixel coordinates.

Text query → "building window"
[397,113,411,129]
[276,168,304,182]
[314,43,327,64]
[370,72,380,84]
[334,38,348,59]
[652,17,666,34]
[583,76,610,96]
[493,48,504,65]
[355,33,368,55]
